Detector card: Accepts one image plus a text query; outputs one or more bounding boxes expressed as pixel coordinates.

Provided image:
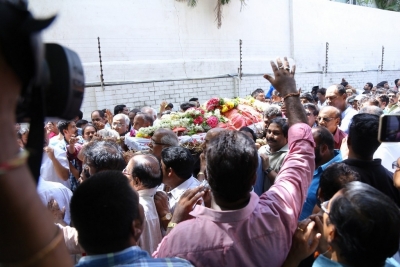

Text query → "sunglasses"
[392,161,400,170]
[317,117,334,123]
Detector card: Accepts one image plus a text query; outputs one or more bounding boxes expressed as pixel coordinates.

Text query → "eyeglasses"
[112,123,125,128]
[392,161,400,170]
[321,200,330,215]
[317,117,334,123]
[306,112,311,116]
[388,94,397,98]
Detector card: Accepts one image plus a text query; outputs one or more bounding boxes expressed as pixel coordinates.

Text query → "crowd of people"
[4,56,400,267]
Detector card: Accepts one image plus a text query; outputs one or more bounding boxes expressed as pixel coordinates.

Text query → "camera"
[0,1,85,122]
[378,114,400,142]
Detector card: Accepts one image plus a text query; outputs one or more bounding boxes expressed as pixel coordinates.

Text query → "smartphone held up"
[378,114,400,142]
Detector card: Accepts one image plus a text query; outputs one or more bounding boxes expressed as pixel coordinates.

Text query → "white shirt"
[37,177,73,225]
[373,142,400,171]
[138,188,163,255]
[159,176,200,213]
[339,105,358,134]
[317,100,327,108]
[40,145,70,188]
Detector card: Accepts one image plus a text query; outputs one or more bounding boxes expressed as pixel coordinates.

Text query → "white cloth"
[37,177,73,224]
[159,176,200,213]
[40,145,70,188]
[374,143,400,171]
[317,100,327,108]
[339,106,358,134]
[137,188,163,255]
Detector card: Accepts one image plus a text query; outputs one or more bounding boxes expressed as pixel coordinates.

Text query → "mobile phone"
[378,114,400,142]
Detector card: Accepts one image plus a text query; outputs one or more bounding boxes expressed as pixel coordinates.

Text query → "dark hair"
[70,171,139,254]
[83,140,126,173]
[91,109,105,118]
[311,86,320,95]
[328,181,400,267]
[132,155,162,189]
[166,103,173,109]
[251,88,264,98]
[318,163,360,201]
[303,103,319,116]
[77,110,83,120]
[130,108,141,114]
[82,124,97,135]
[189,98,198,102]
[114,104,126,115]
[313,126,334,151]
[377,81,388,88]
[180,102,196,111]
[316,87,326,95]
[336,84,346,96]
[395,79,399,88]
[161,147,194,180]
[387,89,398,95]
[76,119,88,128]
[206,130,258,202]
[57,120,73,136]
[239,126,257,142]
[366,82,373,90]
[377,94,389,105]
[300,93,315,103]
[348,113,380,159]
[269,118,288,138]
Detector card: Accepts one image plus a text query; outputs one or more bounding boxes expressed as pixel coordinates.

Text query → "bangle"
[0,150,29,175]
[12,227,63,267]
[264,167,273,176]
[167,222,177,229]
[282,92,300,100]
[197,172,205,177]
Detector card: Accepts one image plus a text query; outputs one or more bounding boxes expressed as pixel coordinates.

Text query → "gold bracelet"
[282,92,300,100]
[0,150,29,176]
[9,227,63,267]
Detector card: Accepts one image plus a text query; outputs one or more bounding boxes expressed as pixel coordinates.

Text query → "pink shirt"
[153,123,315,267]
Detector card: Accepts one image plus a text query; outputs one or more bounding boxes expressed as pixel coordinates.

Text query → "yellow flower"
[227,101,235,109]
[221,105,229,113]
[136,132,144,137]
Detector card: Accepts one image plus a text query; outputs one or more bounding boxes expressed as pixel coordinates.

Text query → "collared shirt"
[317,100,327,108]
[76,246,193,267]
[299,150,342,221]
[333,127,347,149]
[374,142,400,171]
[258,143,289,191]
[137,188,163,255]
[37,176,73,225]
[40,145,70,188]
[161,176,200,213]
[313,255,400,267]
[339,105,358,134]
[385,103,399,114]
[154,123,315,267]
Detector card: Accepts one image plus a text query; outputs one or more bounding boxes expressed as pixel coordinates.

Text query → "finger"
[291,64,296,76]
[186,191,205,207]
[276,57,283,68]
[263,74,275,84]
[283,56,290,70]
[183,186,205,200]
[314,215,324,232]
[309,233,321,252]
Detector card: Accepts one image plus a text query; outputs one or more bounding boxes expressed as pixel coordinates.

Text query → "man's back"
[76,246,192,267]
[154,123,315,266]
[342,158,400,207]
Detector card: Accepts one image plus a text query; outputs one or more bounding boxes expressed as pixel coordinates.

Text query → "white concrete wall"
[28,0,400,120]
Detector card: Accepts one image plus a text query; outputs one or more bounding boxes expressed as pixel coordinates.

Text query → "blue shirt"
[254,155,264,196]
[75,246,193,267]
[299,150,342,221]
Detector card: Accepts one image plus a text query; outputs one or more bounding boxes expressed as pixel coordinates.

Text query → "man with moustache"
[299,126,342,220]
[258,117,289,192]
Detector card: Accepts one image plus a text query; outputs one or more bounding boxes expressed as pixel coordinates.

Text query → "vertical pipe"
[98,37,105,90]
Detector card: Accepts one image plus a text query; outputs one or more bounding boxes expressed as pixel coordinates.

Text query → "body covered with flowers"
[124,97,267,150]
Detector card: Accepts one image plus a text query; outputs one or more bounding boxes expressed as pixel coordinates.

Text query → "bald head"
[318,106,341,134]
[127,154,162,189]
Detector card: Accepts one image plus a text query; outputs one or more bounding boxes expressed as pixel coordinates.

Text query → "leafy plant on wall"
[356,0,400,11]
[176,0,247,28]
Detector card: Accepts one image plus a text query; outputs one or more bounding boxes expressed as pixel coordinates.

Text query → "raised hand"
[171,186,205,224]
[263,57,297,97]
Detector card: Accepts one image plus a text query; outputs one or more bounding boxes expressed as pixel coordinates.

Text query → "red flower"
[193,116,204,125]
[206,116,218,128]
[206,98,220,111]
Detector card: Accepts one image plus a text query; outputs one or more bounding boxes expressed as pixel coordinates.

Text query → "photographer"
[0,39,72,265]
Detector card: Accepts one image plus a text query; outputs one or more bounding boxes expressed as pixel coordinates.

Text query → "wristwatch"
[161,213,172,221]
[264,167,273,176]
[167,222,177,229]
